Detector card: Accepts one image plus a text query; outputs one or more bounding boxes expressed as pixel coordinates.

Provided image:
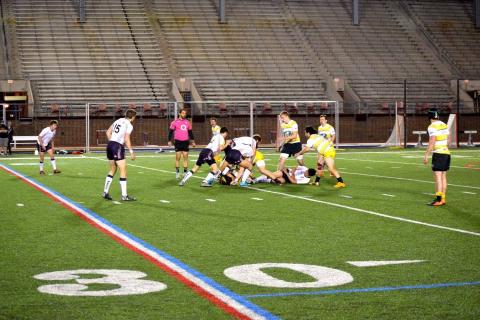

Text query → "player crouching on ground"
[212,135,260,187]
[102,109,137,201]
[423,108,450,206]
[254,166,317,185]
[179,127,229,186]
[295,126,346,188]
[37,120,61,174]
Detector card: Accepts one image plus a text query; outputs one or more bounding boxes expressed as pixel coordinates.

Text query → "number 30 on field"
[34,264,354,296]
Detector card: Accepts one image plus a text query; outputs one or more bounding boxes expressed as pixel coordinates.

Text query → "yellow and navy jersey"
[252,150,265,165]
[281,120,300,144]
[306,134,334,156]
[317,123,335,141]
[427,120,450,155]
[211,125,221,136]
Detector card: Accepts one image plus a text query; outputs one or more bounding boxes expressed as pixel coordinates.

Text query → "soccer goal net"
[382,101,405,147]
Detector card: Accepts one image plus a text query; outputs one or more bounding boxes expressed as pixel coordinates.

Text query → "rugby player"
[277,111,304,170]
[102,109,137,201]
[179,127,229,186]
[36,120,61,174]
[315,114,336,180]
[423,109,450,206]
[254,165,316,185]
[296,126,346,188]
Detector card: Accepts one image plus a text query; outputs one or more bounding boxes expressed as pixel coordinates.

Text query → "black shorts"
[225,149,243,165]
[432,153,451,171]
[36,143,52,153]
[196,148,215,167]
[106,141,125,161]
[280,142,302,157]
[174,140,190,152]
[281,169,293,184]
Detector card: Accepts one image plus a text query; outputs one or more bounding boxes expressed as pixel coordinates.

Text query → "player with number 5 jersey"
[102,109,137,201]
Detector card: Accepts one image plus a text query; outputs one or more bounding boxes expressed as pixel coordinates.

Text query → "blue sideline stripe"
[244,281,480,299]
[0,163,279,320]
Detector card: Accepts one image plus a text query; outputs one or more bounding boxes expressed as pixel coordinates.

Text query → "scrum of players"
[177,110,346,189]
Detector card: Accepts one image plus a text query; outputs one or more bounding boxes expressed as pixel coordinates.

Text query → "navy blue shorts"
[432,153,450,171]
[106,141,125,161]
[174,140,190,152]
[196,148,215,167]
[225,149,243,165]
[280,142,302,157]
[36,143,52,153]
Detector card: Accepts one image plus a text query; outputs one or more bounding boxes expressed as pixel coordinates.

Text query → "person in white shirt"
[179,127,229,186]
[37,120,61,174]
[254,165,316,185]
[102,109,137,201]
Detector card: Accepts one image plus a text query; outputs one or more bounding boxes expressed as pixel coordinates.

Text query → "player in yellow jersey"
[210,118,221,136]
[295,126,346,188]
[423,109,451,206]
[316,114,336,180]
[278,111,304,170]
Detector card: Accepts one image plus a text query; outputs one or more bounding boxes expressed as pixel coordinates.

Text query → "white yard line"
[336,157,475,170]
[462,191,477,195]
[84,157,480,237]
[342,171,480,190]
[205,199,216,202]
[381,194,396,197]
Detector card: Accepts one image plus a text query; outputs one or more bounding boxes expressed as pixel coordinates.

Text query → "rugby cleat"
[53,170,61,174]
[309,181,320,186]
[39,171,46,175]
[179,180,185,186]
[121,195,137,201]
[334,182,346,188]
[428,200,445,207]
[201,181,213,187]
[102,192,113,201]
[239,181,250,187]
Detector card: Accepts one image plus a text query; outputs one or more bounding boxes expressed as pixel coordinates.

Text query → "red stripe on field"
[0,165,254,320]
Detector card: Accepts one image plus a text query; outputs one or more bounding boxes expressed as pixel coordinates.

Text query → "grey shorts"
[0,138,8,147]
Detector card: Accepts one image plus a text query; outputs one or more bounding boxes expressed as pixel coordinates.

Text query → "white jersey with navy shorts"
[106,118,133,161]
[293,166,310,184]
[232,136,255,158]
[196,135,225,167]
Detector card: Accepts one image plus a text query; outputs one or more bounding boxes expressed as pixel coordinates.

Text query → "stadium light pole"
[352,0,360,25]
[219,0,226,23]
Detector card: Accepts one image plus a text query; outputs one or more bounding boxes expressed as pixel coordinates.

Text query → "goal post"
[382,101,405,147]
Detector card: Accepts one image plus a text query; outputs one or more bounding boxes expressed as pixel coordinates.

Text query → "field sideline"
[0,148,479,319]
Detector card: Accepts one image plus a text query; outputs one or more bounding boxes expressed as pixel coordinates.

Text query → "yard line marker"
[0,163,278,320]
[347,260,425,267]
[159,200,171,203]
[381,194,396,197]
[206,199,217,202]
[342,171,480,190]
[251,198,263,201]
[246,187,480,237]
[365,167,373,169]
[86,158,480,237]
[463,191,477,195]
[112,201,122,205]
[16,203,24,207]
[340,195,353,199]
[243,281,480,299]
[390,167,401,169]
[422,193,434,196]
[336,157,473,170]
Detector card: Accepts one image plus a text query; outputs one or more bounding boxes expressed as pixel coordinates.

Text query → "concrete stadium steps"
[153,0,328,101]
[285,0,454,103]
[11,0,170,104]
[405,0,480,79]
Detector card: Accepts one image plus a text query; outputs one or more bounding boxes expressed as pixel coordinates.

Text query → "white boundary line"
[84,157,480,237]
[336,157,477,170]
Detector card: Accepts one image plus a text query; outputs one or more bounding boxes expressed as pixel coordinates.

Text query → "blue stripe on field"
[243,281,480,299]
[0,163,280,320]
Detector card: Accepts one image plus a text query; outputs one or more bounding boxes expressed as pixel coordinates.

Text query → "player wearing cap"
[102,109,137,201]
[423,109,451,206]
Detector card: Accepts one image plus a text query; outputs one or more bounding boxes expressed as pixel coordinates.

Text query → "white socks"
[39,162,44,171]
[241,169,251,183]
[120,178,127,197]
[104,175,113,193]
[51,159,57,170]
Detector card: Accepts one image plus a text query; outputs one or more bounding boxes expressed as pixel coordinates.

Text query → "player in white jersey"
[254,165,316,185]
[36,120,61,175]
[180,127,229,186]
[102,109,137,201]
[212,135,261,187]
